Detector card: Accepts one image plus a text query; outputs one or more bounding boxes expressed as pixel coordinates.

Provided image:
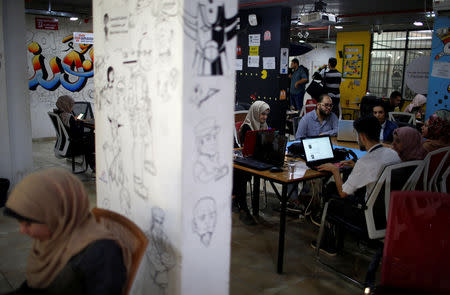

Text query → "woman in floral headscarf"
[422,109,450,152]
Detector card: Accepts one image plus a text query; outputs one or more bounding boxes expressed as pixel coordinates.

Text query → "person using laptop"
[233,101,270,225]
[295,94,338,140]
[311,116,400,256]
[372,101,398,143]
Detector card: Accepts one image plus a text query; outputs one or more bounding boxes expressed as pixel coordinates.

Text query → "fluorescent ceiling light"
[413,21,423,26]
[334,26,343,29]
[70,17,78,21]
[325,40,336,44]
[299,40,305,43]
[395,37,432,40]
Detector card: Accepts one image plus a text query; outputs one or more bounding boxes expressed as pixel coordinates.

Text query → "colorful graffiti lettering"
[28,35,94,92]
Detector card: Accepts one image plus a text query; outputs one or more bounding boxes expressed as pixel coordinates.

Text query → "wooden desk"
[233,161,327,274]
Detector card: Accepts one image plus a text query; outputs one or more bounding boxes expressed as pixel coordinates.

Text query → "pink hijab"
[393,127,428,161]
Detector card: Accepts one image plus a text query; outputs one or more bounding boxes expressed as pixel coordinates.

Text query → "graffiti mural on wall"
[28,34,94,92]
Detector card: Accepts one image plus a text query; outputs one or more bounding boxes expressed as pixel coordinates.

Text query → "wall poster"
[342,44,364,79]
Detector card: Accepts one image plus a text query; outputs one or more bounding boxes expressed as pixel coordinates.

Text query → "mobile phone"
[77,113,84,119]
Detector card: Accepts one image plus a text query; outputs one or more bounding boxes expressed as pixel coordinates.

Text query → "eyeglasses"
[321,103,333,108]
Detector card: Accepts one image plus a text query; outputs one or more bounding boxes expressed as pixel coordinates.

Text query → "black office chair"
[315,160,423,287]
[48,112,89,174]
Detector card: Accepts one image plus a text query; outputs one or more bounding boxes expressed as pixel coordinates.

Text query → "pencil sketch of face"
[195,119,220,157]
[192,197,217,247]
[107,66,114,87]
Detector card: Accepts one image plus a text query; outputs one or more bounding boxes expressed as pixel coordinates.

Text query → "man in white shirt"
[311,116,400,256]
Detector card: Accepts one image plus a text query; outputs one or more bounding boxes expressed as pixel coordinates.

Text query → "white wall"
[25,15,93,139]
[290,42,336,102]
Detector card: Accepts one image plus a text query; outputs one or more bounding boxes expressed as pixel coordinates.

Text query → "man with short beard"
[295,94,338,140]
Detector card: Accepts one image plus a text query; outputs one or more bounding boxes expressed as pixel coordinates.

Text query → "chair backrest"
[422,146,450,191]
[92,208,149,295]
[388,111,416,126]
[299,104,316,117]
[48,112,70,157]
[72,101,94,120]
[440,166,450,193]
[234,110,248,124]
[234,121,244,147]
[364,161,423,239]
[381,191,450,294]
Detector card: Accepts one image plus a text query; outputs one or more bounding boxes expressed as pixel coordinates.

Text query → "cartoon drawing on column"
[194,118,228,183]
[97,66,114,111]
[184,0,238,76]
[102,116,131,217]
[192,197,217,247]
[104,13,109,40]
[190,84,220,108]
[126,71,156,201]
[157,68,179,102]
[144,207,176,295]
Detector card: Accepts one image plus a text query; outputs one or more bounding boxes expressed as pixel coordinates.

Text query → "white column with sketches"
[93,0,237,294]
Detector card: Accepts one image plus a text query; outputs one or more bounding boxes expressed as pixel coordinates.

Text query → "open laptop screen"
[253,132,287,167]
[302,136,334,162]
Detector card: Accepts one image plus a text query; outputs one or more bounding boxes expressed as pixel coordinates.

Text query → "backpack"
[299,65,309,83]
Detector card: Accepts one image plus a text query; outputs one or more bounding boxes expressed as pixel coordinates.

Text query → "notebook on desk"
[337,120,358,142]
[301,136,337,169]
[234,131,287,170]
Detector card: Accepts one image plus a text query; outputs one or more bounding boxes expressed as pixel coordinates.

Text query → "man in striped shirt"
[314,58,342,117]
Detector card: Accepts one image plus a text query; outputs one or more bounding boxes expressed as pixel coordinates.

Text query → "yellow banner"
[249,46,259,56]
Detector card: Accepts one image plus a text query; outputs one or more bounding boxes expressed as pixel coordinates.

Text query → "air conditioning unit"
[300,12,337,26]
[434,0,450,11]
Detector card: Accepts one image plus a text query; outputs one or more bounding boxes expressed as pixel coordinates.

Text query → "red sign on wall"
[35,17,59,30]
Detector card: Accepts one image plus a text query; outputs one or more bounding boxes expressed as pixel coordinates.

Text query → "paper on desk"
[291,162,308,179]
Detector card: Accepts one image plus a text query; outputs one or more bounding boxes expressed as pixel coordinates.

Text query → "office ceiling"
[25,0,435,43]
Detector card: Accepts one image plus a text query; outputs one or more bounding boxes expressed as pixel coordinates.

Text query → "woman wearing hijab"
[422,109,450,152]
[392,127,428,161]
[404,94,427,120]
[3,168,130,295]
[238,101,270,144]
[233,101,270,225]
[55,95,96,171]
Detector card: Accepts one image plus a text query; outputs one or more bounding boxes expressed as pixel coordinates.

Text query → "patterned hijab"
[5,168,130,288]
[393,127,427,161]
[404,94,427,113]
[240,101,270,132]
[426,109,450,140]
[56,95,75,126]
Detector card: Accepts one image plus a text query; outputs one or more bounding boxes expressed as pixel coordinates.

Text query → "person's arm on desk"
[318,114,338,136]
[317,163,348,198]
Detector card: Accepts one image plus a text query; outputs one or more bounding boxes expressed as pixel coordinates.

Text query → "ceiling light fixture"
[413,21,423,26]
[334,26,343,29]
[70,17,78,21]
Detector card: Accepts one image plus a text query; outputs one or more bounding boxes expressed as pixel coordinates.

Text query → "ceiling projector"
[300,12,337,26]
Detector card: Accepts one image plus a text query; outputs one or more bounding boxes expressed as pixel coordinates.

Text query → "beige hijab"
[240,101,270,132]
[6,168,131,288]
[56,95,75,127]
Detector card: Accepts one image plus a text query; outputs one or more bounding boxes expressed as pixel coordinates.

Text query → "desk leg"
[277,184,287,274]
[252,177,260,217]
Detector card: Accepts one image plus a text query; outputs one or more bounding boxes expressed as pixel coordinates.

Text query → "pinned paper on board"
[280,48,289,74]
[248,56,259,68]
[249,46,259,56]
[431,61,450,79]
[248,34,261,46]
[236,59,243,71]
[263,57,275,69]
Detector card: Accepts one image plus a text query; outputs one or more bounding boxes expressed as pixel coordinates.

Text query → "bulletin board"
[342,44,364,79]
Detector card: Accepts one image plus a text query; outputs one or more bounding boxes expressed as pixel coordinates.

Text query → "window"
[368,30,432,100]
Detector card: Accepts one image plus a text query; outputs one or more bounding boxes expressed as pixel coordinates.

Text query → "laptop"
[337,120,358,142]
[242,129,274,157]
[234,131,287,170]
[301,135,336,169]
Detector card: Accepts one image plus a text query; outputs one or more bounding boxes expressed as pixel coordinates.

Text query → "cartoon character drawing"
[144,207,176,295]
[434,27,450,60]
[193,118,228,183]
[184,0,238,76]
[192,197,217,247]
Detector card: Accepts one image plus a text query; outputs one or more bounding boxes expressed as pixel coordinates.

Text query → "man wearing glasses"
[295,94,338,140]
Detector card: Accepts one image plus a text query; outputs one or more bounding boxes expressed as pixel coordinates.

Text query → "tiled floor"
[0,140,372,294]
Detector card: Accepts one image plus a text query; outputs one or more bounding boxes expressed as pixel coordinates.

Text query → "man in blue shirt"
[295,94,338,140]
[289,58,308,111]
